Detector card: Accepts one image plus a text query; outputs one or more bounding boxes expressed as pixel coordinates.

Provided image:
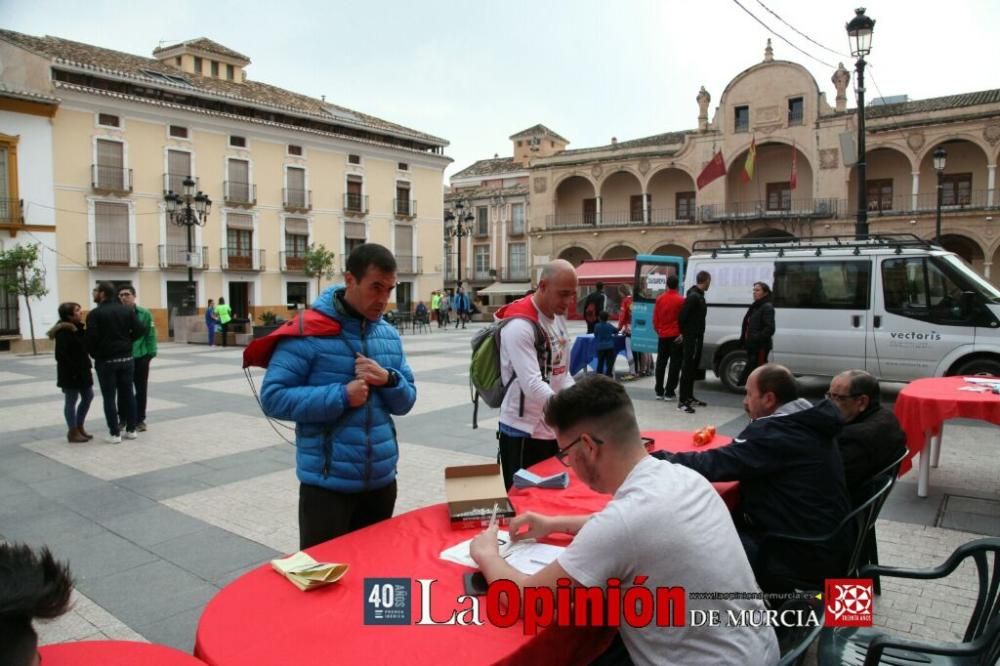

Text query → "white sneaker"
[123,430,138,440]
[105,434,122,444]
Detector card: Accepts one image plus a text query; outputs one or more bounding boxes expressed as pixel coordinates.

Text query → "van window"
[773,260,871,309]
[882,257,977,325]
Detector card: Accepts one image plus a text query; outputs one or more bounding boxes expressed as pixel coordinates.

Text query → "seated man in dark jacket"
[666,363,851,589]
[829,369,907,499]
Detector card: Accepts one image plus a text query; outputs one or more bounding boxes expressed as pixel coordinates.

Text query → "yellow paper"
[271,551,349,591]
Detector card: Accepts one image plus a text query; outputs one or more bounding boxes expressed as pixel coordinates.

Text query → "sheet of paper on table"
[440,530,565,574]
[271,551,349,591]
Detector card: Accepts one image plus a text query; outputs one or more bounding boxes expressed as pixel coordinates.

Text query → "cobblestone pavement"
[1,320,996,660]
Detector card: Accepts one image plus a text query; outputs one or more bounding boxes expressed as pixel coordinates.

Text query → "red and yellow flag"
[741,138,757,182]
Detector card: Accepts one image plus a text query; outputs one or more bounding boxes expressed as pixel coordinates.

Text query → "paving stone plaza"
[1,320,997,659]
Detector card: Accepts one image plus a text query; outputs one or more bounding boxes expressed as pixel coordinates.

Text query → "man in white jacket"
[493,259,578,488]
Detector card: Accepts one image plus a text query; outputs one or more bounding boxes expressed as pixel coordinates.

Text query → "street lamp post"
[444,200,474,286]
[847,7,875,240]
[165,177,211,315]
[933,146,947,245]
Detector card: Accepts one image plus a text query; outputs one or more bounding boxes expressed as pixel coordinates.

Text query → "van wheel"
[953,358,1000,377]
[718,350,748,393]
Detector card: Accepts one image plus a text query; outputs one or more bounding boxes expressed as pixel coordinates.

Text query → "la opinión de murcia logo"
[824,579,874,627]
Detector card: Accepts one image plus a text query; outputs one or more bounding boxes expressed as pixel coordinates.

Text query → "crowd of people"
[20,244,912,665]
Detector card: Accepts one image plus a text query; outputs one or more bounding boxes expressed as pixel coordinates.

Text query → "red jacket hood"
[494,295,541,322]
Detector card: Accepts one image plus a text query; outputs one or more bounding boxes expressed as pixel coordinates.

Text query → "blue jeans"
[63,386,94,429]
[95,359,135,435]
[207,322,216,345]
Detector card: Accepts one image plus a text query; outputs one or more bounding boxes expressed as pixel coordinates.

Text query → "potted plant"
[252,310,282,339]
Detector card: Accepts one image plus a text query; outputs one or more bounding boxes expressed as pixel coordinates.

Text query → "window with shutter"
[286,167,306,208]
[394,225,414,272]
[167,150,191,195]
[96,139,124,190]
[95,201,129,264]
[227,159,250,202]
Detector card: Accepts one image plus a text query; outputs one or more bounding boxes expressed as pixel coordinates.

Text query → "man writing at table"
[261,243,416,549]
[666,363,851,589]
[471,375,779,666]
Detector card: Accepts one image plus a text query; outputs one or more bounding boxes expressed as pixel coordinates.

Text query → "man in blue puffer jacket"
[261,244,416,549]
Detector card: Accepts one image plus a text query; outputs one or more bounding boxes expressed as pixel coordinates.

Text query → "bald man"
[494,259,579,488]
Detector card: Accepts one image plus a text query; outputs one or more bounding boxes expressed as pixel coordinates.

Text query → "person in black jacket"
[829,369,907,499]
[667,364,852,590]
[86,281,145,444]
[676,271,711,413]
[737,282,776,387]
[47,302,93,443]
[583,282,607,334]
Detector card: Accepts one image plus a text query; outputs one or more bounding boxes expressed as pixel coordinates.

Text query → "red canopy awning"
[574,259,635,285]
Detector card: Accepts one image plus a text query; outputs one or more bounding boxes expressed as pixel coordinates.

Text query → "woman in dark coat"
[47,302,93,442]
[737,282,776,387]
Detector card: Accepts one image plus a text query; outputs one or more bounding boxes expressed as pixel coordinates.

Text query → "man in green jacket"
[117,285,157,432]
[215,297,233,347]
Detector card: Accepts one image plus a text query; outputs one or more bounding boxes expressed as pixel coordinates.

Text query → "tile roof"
[0,29,447,147]
[451,157,524,179]
[0,82,60,104]
[445,184,529,202]
[557,130,692,156]
[153,37,250,63]
[867,89,1000,119]
[509,124,569,143]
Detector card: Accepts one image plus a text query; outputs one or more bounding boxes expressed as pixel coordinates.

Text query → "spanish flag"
[741,138,757,183]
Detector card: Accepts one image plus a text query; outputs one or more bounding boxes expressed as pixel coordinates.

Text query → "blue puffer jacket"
[260,286,416,493]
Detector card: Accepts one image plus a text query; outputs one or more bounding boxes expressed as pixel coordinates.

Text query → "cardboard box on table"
[445,464,514,529]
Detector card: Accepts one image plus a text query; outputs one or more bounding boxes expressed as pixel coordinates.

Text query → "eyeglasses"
[826,391,861,402]
[555,433,603,466]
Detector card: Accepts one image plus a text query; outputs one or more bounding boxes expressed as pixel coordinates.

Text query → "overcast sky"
[3,0,998,181]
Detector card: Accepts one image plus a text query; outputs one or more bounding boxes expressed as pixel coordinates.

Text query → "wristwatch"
[384,369,400,388]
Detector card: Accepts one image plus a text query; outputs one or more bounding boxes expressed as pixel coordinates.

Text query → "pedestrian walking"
[206,298,218,346]
[215,297,233,347]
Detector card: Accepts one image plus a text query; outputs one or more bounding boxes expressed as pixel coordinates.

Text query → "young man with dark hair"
[583,281,606,334]
[829,369,907,496]
[738,281,776,387]
[261,243,416,548]
[677,270,711,413]
[116,285,156,432]
[471,375,778,665]
[667,363,851,588]
[86,281,145,444]
[0,543,74,666]
[653,273,684,400]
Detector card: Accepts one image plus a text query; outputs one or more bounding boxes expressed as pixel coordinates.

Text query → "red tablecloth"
[509,429,738,515]
[894,376,1000,475]
[39,641,206,665]
[195,430,737,666]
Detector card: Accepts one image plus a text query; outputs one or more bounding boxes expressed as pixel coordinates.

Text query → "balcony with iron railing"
[344,193,369,215]
[280,251,307,272]
[159,244,208,269]
[395,254,423,274]
[220,247,264,271]
[863,189,998,217]
[283,188,311,212]
[498,265,530,282]
[393,199,417,218]
[91,164,133,194]
[472,267,493,282]
[444,264,472,282]
[163,174,200,196]
[699,198,845,222]
[648,207,696,225]
[0,198,23,233]
[224,181,257,207]
[86,242,143,268]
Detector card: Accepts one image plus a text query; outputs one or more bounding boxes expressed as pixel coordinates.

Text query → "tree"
[0,243,48,355]
[303,243,337,296]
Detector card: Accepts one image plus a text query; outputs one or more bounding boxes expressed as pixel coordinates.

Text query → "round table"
[38,641,206,665]
[894,376,1000,497]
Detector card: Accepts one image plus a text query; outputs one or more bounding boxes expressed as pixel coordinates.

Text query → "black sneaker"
[690,397,708,407]
[137,421,147,432]
[677,401,696,414]
[664,392,676,400]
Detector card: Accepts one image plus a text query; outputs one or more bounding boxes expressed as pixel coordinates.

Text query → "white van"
[683,235,1000,392]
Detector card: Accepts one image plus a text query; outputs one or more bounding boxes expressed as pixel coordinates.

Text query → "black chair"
[818,537,1000,666]
[412,311,430,334]
[776,595,824,666]
[760,474,894,593]
[855,447,909,595]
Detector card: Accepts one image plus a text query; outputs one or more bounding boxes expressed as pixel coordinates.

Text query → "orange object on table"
[692,425,716,446]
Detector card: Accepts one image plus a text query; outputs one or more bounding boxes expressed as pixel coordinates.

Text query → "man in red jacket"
[652,274,684,400]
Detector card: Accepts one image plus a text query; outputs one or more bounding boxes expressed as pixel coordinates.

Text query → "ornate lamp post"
[847,7,875,240]
[165,177,211,315]
[444,200,474,286]
[933,146,947,244]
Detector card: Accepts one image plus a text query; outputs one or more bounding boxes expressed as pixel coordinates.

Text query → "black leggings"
[298,481,397,549]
